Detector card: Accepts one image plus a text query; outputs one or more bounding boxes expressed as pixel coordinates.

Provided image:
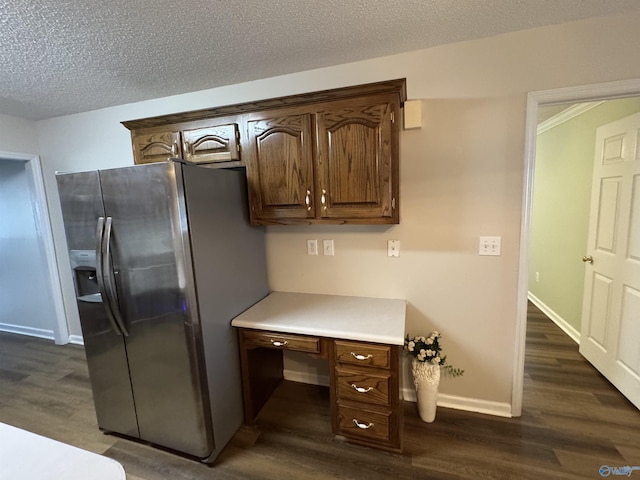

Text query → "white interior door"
[580,112,640,410]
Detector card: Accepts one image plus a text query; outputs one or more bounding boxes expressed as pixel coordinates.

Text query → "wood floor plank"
[554,449,629,478]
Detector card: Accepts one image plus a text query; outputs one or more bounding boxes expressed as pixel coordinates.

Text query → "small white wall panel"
[403,99,422,130]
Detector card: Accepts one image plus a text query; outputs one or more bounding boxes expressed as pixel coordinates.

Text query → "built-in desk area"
[231,292,406,452]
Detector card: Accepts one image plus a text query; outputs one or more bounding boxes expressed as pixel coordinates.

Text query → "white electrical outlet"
[307,239,318,256]
[323,239,334,256]
[387,240,400,257]
[479,236,502,256]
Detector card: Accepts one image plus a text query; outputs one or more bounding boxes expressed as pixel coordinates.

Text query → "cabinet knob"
[321,189,327,211]
[171,142,178,156]
[183,141,190,155]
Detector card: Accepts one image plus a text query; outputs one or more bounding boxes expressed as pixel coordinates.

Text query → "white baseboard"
[68,335,84,346]
[527,292,581,344]
[283,369,330,387]
[0,323,83,346]
[401,387,512,417]
[0,323,55,342]
[436,393,513,417]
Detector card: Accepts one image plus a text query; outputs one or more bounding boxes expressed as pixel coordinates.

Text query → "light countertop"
[0,422,125,480]
[231,291,406,345]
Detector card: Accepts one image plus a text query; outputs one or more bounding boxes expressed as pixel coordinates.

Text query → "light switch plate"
[479,236,501,256]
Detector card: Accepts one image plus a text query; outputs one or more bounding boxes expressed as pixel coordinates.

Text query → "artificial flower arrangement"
[404,331,464,377]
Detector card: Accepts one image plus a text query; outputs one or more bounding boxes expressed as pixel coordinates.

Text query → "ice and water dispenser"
[69,250,101,303]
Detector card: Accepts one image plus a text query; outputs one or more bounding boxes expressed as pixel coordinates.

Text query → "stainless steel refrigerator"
[56,161,268,462]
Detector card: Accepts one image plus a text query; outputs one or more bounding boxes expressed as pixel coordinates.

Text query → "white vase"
[412,359,440,423]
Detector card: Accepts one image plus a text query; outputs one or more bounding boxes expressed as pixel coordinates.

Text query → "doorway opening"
[512,78,640,416]
[0,151,68,344]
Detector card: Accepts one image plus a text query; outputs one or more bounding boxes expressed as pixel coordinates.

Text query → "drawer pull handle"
[350,352,373,361]
[352,419,374,429]
[305,189,311,211]
[351,384,374,393]
[270,340,288,347]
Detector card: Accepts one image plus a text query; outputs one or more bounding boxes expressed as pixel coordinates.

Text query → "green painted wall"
[530,98,640,334]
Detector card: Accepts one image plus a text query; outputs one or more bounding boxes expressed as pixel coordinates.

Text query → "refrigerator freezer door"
[56,171,139,438]
[98,163,214,458]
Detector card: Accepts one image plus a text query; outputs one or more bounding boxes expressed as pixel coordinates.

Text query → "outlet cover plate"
[307,239,318,256]
[323,239,334,256]
[388,240,400,257]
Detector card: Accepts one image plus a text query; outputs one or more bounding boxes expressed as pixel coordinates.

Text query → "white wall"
[0,114,39,154]
[35,11,640,411]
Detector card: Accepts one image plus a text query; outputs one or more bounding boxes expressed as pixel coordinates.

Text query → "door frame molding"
[0,151,69,344]
[512,78,640,416]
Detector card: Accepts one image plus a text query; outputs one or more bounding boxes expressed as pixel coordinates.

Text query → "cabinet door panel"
[132,132,181,165]
[182,124,240,164]
[246,113,314,222]
[328,120,380,204]
[316,101,397,221]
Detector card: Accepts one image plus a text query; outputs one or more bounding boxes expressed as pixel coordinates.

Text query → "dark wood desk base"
[237,328,403,453]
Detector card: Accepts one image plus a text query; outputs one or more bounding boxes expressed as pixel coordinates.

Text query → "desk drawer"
[335,367,390,406]
[241,330,320,353]
[336,405,391,443]
[335,340,390,368]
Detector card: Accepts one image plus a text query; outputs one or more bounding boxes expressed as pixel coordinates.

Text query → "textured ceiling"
[2,1,640,120]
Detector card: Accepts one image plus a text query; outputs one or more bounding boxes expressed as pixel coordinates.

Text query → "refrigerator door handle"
[103,217,130,337]
[96,217,122,336]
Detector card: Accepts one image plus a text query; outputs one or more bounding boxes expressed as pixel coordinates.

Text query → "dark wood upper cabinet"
[128,118,242,168]
[132,131,181,164]
[244,112,314,221]
[182,123,240,165]
[123,79,405,225]
[315,98,397,222]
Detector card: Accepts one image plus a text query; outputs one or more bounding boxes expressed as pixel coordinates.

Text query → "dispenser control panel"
[69,249,96,269]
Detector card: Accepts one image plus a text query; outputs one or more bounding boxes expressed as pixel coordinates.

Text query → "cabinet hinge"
[391,112,395,124]
[392,197,396,209]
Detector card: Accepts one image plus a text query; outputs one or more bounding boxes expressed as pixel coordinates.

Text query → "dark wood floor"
[1,303,639,479]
